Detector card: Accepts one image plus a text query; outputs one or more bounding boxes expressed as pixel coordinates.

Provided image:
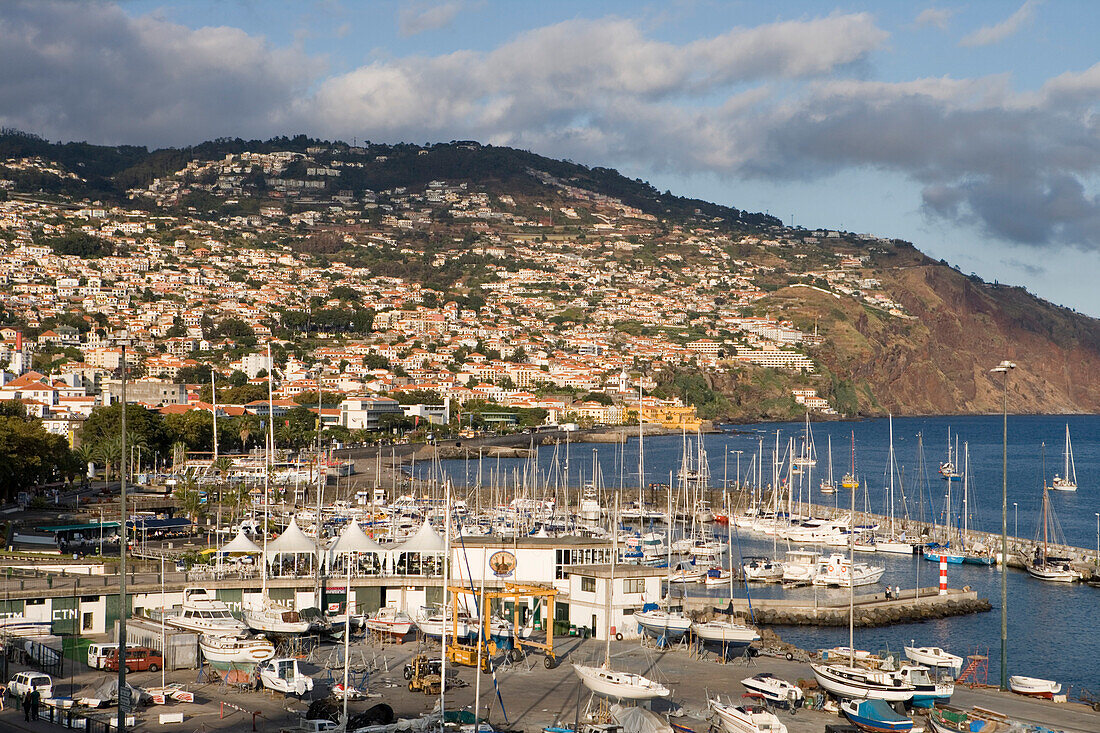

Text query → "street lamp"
[1013,503,1017,539]
[1095,513,1099,567]
[990,359,1015,691]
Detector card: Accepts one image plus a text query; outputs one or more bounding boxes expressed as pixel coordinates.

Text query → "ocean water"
[416,414,1100,694]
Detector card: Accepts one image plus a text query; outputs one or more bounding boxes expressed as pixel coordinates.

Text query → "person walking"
[22,691,31,722]
[30,687,40,721]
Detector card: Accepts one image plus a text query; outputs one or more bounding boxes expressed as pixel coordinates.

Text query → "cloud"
[914,7,955,31]
[960,0,1040,47]
[0,1,321,146]
[398,1,466,37]
[3,3,1100,255]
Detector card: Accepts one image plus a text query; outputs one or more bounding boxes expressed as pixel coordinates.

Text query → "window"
[623,578,645,594]
[580,576,596,593]
[82,612,94,632]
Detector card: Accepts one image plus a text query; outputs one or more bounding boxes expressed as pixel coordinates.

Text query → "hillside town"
[0,142,927,449]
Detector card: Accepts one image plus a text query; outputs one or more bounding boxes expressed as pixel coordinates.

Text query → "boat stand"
[640,632,687,653]
[582,693,615,724]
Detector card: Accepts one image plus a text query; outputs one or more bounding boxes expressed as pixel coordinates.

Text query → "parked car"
[104,646,162,673]
[8,671,53,700]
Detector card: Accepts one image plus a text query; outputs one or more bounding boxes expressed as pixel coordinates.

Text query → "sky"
[2,1,1100,315]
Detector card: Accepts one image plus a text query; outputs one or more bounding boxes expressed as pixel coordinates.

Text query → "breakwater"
[685,586,991,627]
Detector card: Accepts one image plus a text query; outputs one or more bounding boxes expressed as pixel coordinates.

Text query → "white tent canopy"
[329,521,385,556]
[266,516,317,555]
[393,521,446,553]
[219,529,262,554]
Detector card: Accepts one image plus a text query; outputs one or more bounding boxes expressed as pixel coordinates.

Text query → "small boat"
[199,634,276,665]
[1048,424,1077,492]
[415,606,472,641]
[923,546,965,564]
[840,698,913,733]
[708,696,788,733]
[926,706,1016,733]
[571,664,669,700]
[904,643,963,673]
[168,588,247,636]
[633,608,691,641]
[0,618,53,637]
[691,619,759,647]
[809,663,915,702]
[841,473,860,490]
[363,607,415,639]
[740,673,803,708]
[1008,675,1061,699]
[667,565,707,583]
[895,664,953,707]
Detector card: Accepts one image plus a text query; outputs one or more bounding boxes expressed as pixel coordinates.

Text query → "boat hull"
[710,699,788,733]
[691,621,759,646]
[810,664,915,703]
[199,637,276,665]
[571,664,669,700]
[841,700,912,732]
[1008,675,1061,698]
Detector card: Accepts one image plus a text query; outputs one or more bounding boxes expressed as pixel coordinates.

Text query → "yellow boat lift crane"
[446,581,558,670]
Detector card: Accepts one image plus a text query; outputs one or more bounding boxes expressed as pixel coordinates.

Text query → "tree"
[165,409,214,452]
[213,317,256,345]
[581,392,614,405]
[174,477,206,523]
[0,401,79,501]
[80,403,170,479]
[393,389,443,406]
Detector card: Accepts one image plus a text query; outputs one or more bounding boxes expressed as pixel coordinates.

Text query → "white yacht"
[811,554,885,587]
[709,696,788,733]
[167,588,247,636]
[198,634,276,665]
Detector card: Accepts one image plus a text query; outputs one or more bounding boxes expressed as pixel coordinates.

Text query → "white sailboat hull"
[633,610,691,639]
[810,664,915,703]
[903,645,963,672]
[1008,675,1061,698]
[691,620,759,646]
[572,664,669,700]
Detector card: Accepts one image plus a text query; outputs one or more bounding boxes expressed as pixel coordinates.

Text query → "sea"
[414,414,1100,695]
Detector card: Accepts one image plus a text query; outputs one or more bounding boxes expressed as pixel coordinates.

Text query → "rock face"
[759,244,1100,416]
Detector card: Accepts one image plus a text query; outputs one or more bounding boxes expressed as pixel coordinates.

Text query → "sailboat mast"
[849,452,855,668]
[888,415,895,537]
[262,343,273,596]
[607,491,617,668]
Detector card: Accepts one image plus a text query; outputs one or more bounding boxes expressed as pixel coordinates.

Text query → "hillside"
[2,130,1099,420]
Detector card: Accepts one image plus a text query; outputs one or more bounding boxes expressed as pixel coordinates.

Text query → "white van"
[87,643,140,670]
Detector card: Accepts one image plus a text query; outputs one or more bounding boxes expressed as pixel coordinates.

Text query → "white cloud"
[913,7,955,31]
[398,1,466,37]
[960,0,1040,47]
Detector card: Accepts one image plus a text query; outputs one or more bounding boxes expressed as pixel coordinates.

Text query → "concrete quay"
[683,585,991,627]
[1,636,1097,733]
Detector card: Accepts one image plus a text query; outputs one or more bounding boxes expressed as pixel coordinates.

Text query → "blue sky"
[3,1,1100,315]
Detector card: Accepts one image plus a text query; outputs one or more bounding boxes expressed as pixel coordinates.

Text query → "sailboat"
[876,417,918,555]
[819,435,836,494]
[923,456,965,564]
[572,492,670,701]
[1049,424,1078,492]
[811,481,915,703]
[939,430,961,481]
[243,345,311,637]
[692,492,761,650]
[1027,457,1077,582]
[841,431,859,490]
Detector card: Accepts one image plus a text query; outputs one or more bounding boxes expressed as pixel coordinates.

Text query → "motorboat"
[903,644,963,673]
[742,556,784,583]
[1008,675,1061,699]
[740,673,803,708]
[363,606,416,639]
[812,555,885,587]
[243,596,311,636]
[702,568,733,586]
[708,696,788,733]
[632,608,691,641]
[895,664,953,707]
[167,588,247,636]
[258,657,314,696]
[691,619,759,648]
[781,550,819,584]
[198,634,276,665]
[571,664,669,700]
[415,606,472,641]
[840,698,914,732]
[809,663,915,702]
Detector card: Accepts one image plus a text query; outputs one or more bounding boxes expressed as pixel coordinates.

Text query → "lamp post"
[990,359,1015,691]
[117,341,130,732]
[1013,503,1017,539]
[1095,513,1099,567]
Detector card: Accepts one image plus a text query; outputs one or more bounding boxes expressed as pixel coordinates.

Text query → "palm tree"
[174,475,206,524]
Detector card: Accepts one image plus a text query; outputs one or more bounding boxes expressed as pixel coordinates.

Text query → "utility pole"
[990,359,1015,691]
[118,343,130,731]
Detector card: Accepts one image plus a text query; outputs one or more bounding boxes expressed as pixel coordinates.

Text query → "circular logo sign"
[489,550,517,578]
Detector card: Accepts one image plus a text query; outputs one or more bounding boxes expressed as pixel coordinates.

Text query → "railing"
[11,695,127,732]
